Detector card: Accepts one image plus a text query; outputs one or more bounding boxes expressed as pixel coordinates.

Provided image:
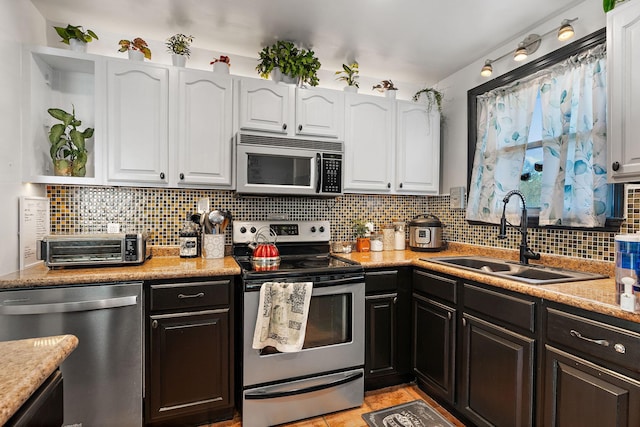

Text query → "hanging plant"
[413,87,444,114]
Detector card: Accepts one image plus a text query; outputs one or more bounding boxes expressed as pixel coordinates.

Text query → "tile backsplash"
[47,185,640,263]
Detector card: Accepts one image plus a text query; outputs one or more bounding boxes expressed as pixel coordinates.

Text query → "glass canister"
[370,233,384,252]
[179,222,201,258]
[382,224,395,251]
[393,221,406,250]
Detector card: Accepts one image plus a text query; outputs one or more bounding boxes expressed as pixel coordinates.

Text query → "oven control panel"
[233,220,331,244]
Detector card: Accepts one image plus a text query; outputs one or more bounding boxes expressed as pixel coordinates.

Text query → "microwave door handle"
[315,153,322,193]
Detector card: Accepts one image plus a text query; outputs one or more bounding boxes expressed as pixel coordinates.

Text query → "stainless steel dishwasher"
[0,282,143,427]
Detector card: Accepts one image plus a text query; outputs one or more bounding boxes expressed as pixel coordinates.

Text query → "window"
[467,28,623,231]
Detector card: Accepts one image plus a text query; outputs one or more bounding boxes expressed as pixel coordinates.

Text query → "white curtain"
[538,44,608,227]
[466,80,539,224]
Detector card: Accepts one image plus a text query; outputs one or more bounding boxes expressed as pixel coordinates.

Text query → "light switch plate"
[450,187,466,209]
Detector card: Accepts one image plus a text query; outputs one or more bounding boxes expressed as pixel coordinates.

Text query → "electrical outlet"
[107,223,120,233]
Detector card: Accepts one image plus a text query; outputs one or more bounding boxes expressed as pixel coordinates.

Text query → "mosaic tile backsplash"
[47,185,640,263]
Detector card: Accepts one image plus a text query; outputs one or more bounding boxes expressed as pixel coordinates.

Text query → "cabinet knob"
[152,320,158,329]
[298,124,303,131]
[399,183,403,189]
[282,123,287,130]
[612,161,620,171]
[160,172,165,180]
[387,183,391,189]
[179,173,184,180]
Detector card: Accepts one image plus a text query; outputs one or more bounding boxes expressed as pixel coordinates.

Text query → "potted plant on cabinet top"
[166,33,193,67]
[118,38,152,61]
[335,62,359,92]
[210,55,230,74]
[373,80,398,99]
[256,40,321,86]
[413,87,444,115]
[53,24,98,52]
[47,106,94,177]
[352,219,371,252]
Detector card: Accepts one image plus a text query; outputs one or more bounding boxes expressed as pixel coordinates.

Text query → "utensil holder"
[203,234,225,259]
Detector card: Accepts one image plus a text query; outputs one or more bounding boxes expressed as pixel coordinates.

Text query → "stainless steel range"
[233,220,365,427]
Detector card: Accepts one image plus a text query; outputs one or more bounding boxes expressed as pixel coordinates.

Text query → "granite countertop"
[0,335,78,425]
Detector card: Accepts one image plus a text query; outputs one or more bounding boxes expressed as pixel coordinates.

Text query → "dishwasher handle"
[0,295,138,315]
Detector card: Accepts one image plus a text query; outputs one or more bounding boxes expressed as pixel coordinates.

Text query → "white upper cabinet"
[175,69,233,187]
[607,0,640,183]
[295,87,343,139]
[106,59,170,184]
[395,101,440,194]
[22,46,103,185]
[343,93,394,192]
[238,79,291,134]
[237,79,343,139]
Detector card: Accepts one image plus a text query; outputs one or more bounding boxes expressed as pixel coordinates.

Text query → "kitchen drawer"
[546,307,640,374]
[463,283,535,333]
[413,270,456,304]
[366,270,398,294]
[150,280,230,312]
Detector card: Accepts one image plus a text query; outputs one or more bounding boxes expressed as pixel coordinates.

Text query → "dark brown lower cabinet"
[460,313,535,427]
[145,279,234,426]
[6,369,63,427]
[366,293,397,378]
[543,346,640,427]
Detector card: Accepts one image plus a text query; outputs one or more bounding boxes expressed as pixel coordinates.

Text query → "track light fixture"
[480,17,578,77]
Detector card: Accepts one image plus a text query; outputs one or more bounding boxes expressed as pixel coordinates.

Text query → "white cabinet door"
[106,60,169,184]
[607,1,640,183]
[175,69,233,187]
[238,79,291,134]
[344,94,394,192]
[396,101,440,194]
[295,87,344,139]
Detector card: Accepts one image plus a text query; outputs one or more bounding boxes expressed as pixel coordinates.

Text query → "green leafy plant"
[166,34,194,57]
[53,24,98,44]
[118,38,152,60]
[335,62,359,88]
[372,80,397,92]
[47,106,94,177]
[603,0,626,12]
[256,41,321,86]
[413,87,444,114]
[352,219,369,238]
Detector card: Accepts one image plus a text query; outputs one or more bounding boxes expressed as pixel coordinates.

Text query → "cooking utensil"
[408,214,446,252]
[220,210,232,233]
[208,210,225,234]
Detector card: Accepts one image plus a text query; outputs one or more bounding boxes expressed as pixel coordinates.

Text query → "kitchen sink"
[424,256,606,285]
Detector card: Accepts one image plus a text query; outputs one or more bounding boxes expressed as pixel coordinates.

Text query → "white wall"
[436,1,606,194]
[0,0,47,275]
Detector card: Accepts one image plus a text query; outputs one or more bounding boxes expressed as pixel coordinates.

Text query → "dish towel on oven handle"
[252,281,313,353]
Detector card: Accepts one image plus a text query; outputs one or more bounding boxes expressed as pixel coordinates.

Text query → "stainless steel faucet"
[497,190,540,265]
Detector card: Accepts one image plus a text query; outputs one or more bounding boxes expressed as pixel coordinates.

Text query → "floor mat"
[361,399,455,427]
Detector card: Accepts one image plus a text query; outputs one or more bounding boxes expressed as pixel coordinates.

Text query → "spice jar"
[179,222,200,258]
[382,224,394,251]
[370,233,383,252]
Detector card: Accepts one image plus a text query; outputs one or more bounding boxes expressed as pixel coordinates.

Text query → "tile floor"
[203,383,465,427]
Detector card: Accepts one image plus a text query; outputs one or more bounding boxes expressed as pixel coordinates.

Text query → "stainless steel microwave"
[236,132,343,196]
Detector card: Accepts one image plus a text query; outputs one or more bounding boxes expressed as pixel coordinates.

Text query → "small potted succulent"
[47,105,94,177]
[373,80,398,99]
[335,62,359,92]
[256,41,321,86]
[352,219,371,252]
[210,55,230,74]
[166,33,194,67]
[53,24,98,52]
[118,38,152,61]
[413,87,444,114]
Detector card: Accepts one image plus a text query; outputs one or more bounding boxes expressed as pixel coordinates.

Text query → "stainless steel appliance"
[408,214,446,251]
[233,220,364,427]
[38,233,149,268]
[236,132,343,196]
[0,282,143,426]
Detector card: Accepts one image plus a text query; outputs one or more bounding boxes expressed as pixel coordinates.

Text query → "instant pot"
[409,214,446,252]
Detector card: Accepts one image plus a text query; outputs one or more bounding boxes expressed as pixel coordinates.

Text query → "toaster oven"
[38,233,149,268]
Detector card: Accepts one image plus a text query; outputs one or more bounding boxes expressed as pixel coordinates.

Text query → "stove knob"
[240,227,247,233]
[250,227,257,233]
[311,226,316,233]
[319,226,325,233]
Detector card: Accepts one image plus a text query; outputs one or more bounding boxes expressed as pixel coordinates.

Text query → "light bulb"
[480,60,493,77]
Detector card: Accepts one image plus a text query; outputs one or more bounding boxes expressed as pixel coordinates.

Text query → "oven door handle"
[244,370,363,400]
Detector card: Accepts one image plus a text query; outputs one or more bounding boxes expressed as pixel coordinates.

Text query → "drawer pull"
[614,343,626,354]
[178,292,205,299]
[570,329,610,347]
